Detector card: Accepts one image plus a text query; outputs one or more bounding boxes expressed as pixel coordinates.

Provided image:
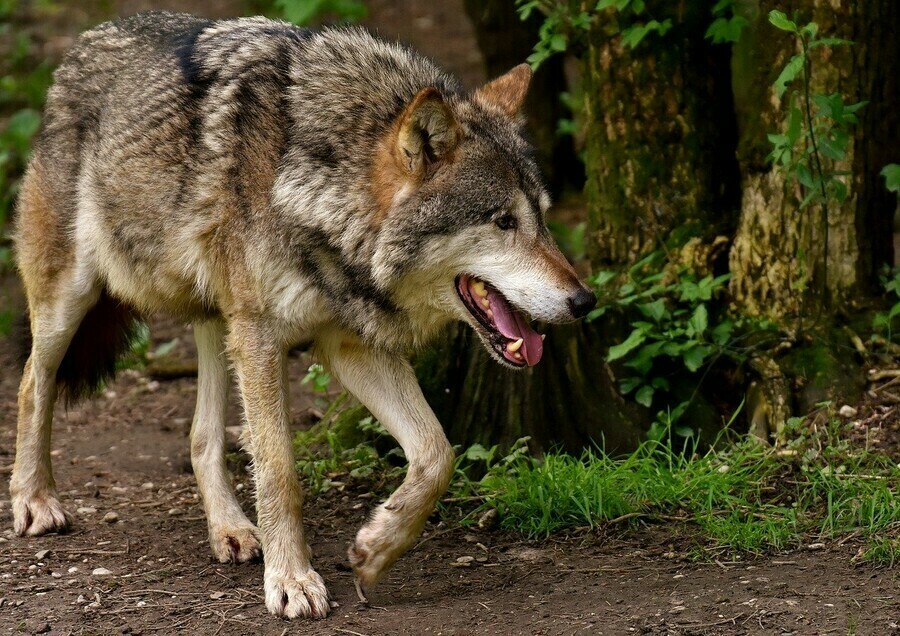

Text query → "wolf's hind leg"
[12,279,100,536]
[318,337,455,597]
[191,320,261,563]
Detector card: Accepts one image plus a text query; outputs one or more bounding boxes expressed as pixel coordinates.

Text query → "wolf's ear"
[395,87,459,178]
[474,63,532,117]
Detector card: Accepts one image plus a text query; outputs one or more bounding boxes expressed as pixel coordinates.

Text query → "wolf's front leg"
[319,337,455,598]
[227,321,329,619]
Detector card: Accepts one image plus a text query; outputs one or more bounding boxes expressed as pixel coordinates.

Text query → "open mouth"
[455,274,544,367]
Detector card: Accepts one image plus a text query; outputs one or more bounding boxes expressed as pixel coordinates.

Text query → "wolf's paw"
[13,493,72,537]
[348,515,415,594]
[210,523,262,563]
[264,568,330,619]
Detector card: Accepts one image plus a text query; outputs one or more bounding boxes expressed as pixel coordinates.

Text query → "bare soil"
[1,271,899,635]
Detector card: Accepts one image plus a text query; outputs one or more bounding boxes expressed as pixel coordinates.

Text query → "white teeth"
[541,334,546,341]
[480,298,490,309]
[507,338,523,353]
[486,309,494,320]
[471,280,488,298]
[513,352,523,360]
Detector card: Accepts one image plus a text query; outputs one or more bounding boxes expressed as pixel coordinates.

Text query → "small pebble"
[103,512,119,524]
[456,555,475,563]
[477,508,498,530]
[807,542,826,551]
[77,506,97,515]
[34,549,50,560]
[838,405,858,418]
[209,591,225,600]
[168,508,184,516]
[141,482,155,490]
[92,567,112,576]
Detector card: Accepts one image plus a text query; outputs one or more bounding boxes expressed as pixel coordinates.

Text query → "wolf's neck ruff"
[456,274,544,366]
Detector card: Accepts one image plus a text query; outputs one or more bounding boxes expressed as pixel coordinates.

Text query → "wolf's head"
[371,65,595,369]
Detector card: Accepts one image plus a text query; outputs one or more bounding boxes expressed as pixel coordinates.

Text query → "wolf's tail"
[18,290,143,405]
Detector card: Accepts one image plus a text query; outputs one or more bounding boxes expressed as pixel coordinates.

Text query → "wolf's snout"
[567,287,597,319]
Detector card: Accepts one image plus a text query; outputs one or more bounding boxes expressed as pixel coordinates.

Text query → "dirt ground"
[1,269,899,636]
[2,1,900,634]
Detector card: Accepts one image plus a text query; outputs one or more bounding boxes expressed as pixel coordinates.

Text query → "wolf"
[10,11,596,619]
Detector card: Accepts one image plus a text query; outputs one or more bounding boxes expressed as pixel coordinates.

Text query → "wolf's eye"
[495,214,518,231]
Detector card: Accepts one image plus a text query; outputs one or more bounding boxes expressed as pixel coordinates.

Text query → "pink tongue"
[486,289,544,366]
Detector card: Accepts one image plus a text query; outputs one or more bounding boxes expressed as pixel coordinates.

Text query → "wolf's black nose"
[568,288,597,319]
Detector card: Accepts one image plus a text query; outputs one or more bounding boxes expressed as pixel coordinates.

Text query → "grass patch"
[473,421,900,561]
[293,395,900,565]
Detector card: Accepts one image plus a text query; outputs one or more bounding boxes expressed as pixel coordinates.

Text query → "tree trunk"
[728,0,899,321]
[422,1,741,453]
[727,0,898,437]
[584,0,741,266]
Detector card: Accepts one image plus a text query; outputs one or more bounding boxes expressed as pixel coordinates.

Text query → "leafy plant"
[274,0,366,26]
[587,251,738,426]
[705,0,747,44]
[882,163,900,193]
[872,268,900,343]
[766,11,863,311]
[477,417,900,562]
[516,0,672,68]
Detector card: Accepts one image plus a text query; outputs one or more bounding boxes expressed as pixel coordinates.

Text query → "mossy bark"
[728,0,899,321]
[583,0,741,266]
[727,0,897,440]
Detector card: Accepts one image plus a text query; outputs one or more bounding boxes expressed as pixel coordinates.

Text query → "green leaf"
[768,10,798,33]
[881,164,900,192]
[619,376,643,394]
[786,104,802,144]
[635,385,655,407]
[808,37,853,49]
[549,33,568,52]
[888,302,900,321]
[799,22,818,39]
[682,345,712,372]
[674,425,695,438]
[637,298,667,322]
[774,54,805,98]
[516,1,536,19]
[712,0,734,13]
[796,164,815,188]
[607,328,647,362]
[620,19,671,49]
[705,15,748,44]
[689,304,708,336]
[625,342,664,376]
[711,319,734,346]
[462,444,493,462]
[799,187,819,209]
[819,133,847,161]
[829,177,848,203]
